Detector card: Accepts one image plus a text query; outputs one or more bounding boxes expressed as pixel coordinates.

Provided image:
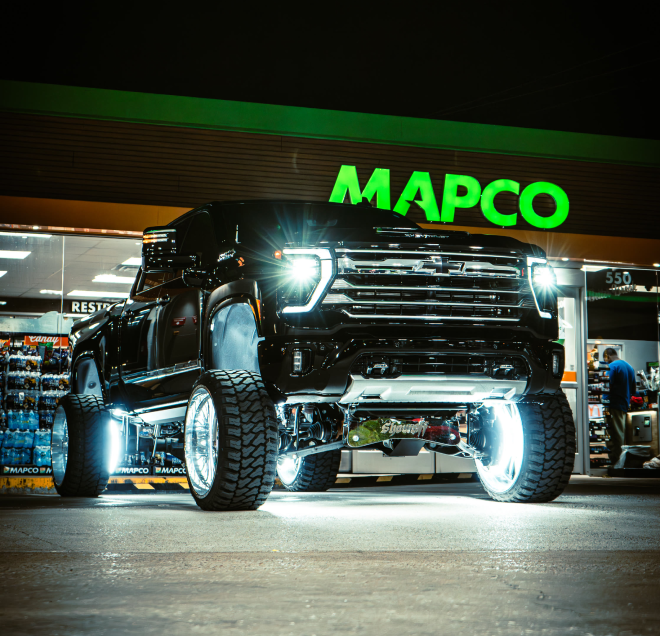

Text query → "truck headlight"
[532,265,556,288]
[280,248,334,314]
[527,257,556,319]
[287,256,320,282]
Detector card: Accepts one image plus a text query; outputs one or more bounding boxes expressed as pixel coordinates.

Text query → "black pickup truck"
[51,201,575,509]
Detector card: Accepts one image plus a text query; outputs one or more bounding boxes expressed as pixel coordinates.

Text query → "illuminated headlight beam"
[527,256,554,319]
[281,248,334,314]
[286,257,320,282]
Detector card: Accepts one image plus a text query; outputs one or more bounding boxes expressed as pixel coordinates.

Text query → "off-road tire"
[52,394,110,497]
[479,391,576,503]
[187,370,278,511]
[278,449,342,492]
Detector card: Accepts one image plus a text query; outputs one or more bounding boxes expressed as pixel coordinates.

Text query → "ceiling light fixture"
[122,257,142,267]
[0,232,52,238]
[0,250,31,259]
[40,289,63,295]
[93,274,136,284]
[0,271,6,278]
[67,290,130,299]
[581,265,609,272]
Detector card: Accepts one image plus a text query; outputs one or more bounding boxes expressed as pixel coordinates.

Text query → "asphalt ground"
[1,476,659,636]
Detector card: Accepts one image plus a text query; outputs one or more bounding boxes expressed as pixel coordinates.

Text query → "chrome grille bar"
[342,313,521,322]
[323,245,530,323]
[335,248,522,259]
[324,295,524,309]
[330,281,523,294]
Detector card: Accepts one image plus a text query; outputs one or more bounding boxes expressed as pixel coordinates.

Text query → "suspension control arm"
[279,440,345,459]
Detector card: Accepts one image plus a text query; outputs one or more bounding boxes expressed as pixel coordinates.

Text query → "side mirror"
[142,226,197,272]
[182,268,207,287]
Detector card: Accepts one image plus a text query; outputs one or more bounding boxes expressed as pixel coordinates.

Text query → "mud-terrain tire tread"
[279,449,342,492]
[188,370,278,511]
[54,394,109,497]
[479,391,576,503]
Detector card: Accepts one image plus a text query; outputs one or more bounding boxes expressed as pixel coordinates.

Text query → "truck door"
[118,273,183,409]
[119,212,216,411]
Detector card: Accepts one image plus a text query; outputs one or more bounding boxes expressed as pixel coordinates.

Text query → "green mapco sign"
[328,165,569,229]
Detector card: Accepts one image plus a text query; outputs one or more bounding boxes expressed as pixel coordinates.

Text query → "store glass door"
[556,269,589,474]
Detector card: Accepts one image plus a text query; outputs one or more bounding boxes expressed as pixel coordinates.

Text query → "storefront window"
[0,230,140,473]
[585,267,660,472]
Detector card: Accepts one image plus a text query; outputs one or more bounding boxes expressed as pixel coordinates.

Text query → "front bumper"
[339,374,527,404]
[259,337,563,404]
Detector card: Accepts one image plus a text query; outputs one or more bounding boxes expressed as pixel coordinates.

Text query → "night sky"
[2,4,657,140]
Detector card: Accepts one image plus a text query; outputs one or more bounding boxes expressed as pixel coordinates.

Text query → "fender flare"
[71,352,105,400]
[204,280,263,372]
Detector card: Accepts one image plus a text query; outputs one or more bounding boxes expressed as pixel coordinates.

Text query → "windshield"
[210,201,420,247]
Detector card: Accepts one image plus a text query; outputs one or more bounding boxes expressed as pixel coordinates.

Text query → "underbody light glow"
[108,419,122,474]
[277,456,302,485]
[475,402,524,494]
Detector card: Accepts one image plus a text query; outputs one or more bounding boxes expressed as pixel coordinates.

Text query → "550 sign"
[329,165,569,229]
[605,271,632,286]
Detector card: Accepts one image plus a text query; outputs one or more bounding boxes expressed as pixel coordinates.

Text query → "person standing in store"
[603,348,637,465]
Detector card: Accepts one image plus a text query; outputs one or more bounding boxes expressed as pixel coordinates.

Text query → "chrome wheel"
[185,386,219,498]
[277,455,302,486]
[52,406,69,487]
[475,402,525,494]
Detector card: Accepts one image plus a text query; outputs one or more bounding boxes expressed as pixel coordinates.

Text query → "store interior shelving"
[0,334,70,472]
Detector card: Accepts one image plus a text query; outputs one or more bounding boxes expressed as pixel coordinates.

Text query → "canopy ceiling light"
[93,274,135,284]
[0,250,30,259]
[67,290,129,299]
[0,232,52,238]
[121,257,142,267]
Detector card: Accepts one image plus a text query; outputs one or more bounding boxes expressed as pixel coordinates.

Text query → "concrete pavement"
[1,476,659,635]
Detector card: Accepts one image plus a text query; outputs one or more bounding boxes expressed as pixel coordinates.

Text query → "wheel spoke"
[185,387,219,498]
[52,407,69,487]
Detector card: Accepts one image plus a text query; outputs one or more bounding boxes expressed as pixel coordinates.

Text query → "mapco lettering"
[329,165,569,229]
[116,466,150,475]
[154,466,186,475]
[2,466,51,475]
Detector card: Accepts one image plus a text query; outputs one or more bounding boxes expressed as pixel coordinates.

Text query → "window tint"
[179,212,218,267]
[133,217,192,297]
[133,270,183,300]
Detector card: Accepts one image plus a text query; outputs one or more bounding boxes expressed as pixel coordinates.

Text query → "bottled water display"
[33,446,51,466]
[1,349,70,467]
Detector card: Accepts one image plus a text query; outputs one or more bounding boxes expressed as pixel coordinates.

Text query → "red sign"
[24,335,69,348]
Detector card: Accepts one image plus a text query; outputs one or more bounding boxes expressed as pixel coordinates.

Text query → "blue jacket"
[607,359,637,412]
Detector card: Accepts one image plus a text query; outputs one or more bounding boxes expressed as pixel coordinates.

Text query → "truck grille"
[322,247,534,322]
